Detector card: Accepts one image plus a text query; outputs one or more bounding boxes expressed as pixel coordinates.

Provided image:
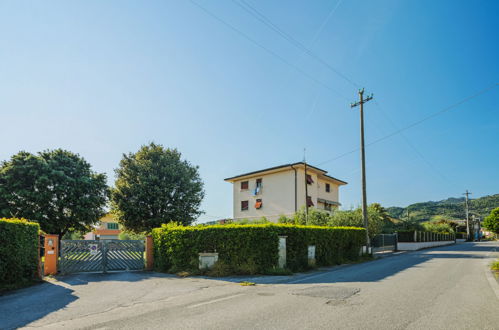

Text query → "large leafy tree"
[483,207,499,235]
[0,150,108,237]
[328,204,386,239]
[111,142,204,232]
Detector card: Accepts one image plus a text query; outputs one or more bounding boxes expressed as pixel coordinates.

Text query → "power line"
[309,0,344,45]
[189,0,348,100]
[218,0,464,180]
[373,100,454,185]
[233,0,360,88]
[318,83,498,166]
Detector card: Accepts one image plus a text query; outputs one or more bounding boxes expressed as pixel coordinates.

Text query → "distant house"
[84,214,121,240]
[224,162,347,222]
[204,219,232,226]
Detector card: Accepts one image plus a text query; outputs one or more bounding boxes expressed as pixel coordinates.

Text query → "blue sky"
[1,0,498,223]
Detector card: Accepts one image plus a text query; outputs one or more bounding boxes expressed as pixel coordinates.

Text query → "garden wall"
[397,241,455,251]
[397,230,454,243]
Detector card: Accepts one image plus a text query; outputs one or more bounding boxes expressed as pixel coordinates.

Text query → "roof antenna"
[303,147,306,163]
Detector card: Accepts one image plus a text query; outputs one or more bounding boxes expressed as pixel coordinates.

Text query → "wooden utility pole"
[463,190,472,240]
[351,88,373,249]
[303,148,309,220]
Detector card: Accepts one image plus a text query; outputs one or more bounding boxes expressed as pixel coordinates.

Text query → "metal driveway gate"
[60,240,145,274]
[372,234,397,253]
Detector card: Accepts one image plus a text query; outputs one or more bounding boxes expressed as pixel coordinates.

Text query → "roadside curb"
[270,252,405,285]
[484,247,499,301]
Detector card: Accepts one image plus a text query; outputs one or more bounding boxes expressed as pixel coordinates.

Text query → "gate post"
[37,235,43,279]
[278,236,287,268]
[44,235,59,276]
[102,241,108,273]
[145,236,154,271]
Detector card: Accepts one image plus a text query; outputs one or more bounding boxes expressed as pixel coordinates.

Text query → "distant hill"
[386,194,499,222]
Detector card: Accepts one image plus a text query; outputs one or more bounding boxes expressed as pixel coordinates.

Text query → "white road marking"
[187,294,245,309]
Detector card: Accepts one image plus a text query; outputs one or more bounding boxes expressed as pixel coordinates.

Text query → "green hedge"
[0,218,40,291]
[152,224,366,274]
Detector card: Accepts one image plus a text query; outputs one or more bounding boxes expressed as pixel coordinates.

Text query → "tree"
[483,207,499,235]
[421,221,454,234]
[328,204,386,238]
[275,207,330,226]
[119,230,146,240]
[0,150,108,237]
[111,143,204,232]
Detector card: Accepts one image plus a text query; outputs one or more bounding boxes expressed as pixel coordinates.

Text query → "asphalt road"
[1,241,498,330]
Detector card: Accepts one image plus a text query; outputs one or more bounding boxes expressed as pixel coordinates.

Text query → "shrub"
[483,207,499,235]
[0,218,40,291]
[152,224,279,274]
[206,260,233,277]
[152,223,365,274]
[328,206,386,239]
[422,221,454,234]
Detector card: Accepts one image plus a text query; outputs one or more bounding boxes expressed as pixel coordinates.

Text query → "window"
[324,203,331,211]
[107,223,119,230]
[241,181,249,190]
[306,174,314,185]
[254,178,263,195]
[307,196,314,207]
[325,183,330,193]
[241,200,249,211]
[255,199,263,209]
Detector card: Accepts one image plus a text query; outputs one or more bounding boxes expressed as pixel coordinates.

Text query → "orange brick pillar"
[145,236,154,271]
[44,234,59,276]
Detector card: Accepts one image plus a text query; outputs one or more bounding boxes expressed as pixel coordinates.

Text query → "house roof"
[224,162,347,185]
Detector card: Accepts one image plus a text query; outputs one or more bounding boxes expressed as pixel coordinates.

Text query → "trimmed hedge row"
[0,218,40,290]
[152,224,366,274]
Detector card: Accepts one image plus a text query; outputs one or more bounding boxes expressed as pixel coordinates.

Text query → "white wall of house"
[296,168,340,213]
[229,164,344,222]
[233,169,296,222]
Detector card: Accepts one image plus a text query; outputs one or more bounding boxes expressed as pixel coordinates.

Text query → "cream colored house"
[83,214,122,240]
[224,162,347,222]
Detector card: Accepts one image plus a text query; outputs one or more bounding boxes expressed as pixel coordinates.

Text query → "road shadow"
[198,242,499,285]
[56,270,175,286]
[0,281,76,330]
